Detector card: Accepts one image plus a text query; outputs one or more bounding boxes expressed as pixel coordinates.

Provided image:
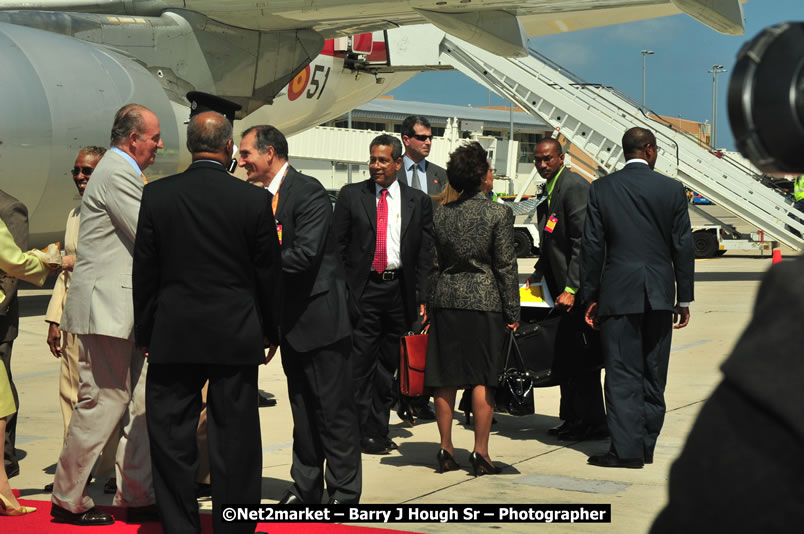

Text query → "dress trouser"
[58,331,118,480]
[147,364,260,534]
[599,310,673,460]
[350,277,407,440]
[52,334,154,512]
[281,337,362,504]
[1,340,18,475]
[556,309,606,428]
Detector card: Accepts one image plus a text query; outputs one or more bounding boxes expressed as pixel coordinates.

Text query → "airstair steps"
[439,36,804,250]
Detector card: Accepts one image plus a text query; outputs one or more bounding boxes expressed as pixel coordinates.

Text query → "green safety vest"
[795,175,804,202]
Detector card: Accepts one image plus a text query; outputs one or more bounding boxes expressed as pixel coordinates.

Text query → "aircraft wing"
[0,0,745,56]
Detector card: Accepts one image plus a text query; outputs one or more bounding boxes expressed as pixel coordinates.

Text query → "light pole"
[641,49,654,107]
[708,64,727,148]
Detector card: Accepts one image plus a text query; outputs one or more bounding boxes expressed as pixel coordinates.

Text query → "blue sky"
[388,0,801,151]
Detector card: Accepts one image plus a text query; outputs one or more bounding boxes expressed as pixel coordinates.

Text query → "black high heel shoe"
[468,452,501,476]
[436,449,459,473]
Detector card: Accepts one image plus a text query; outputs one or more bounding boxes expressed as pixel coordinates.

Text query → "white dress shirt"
[376,179,402,270]
[266,161,289,197]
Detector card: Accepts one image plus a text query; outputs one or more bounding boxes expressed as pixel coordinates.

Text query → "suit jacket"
[45,206,80,326]
[534,169,589,300]
[581,162,694,316]
[275,166,351,353]
[0,190,28,342]
[429,190,519,324]
[396,159,446,196]
[133,161,281,365]
[61,149,144,339]
[333,178,432,325]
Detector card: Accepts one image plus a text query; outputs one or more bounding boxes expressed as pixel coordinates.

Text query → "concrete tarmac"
[6,252,785,532]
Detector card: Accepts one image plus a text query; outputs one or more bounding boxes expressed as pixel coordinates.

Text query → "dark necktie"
[372,189,389,273]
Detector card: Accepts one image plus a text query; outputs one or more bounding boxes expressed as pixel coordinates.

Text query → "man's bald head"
[186,111,233,157]
[622,127,657,159]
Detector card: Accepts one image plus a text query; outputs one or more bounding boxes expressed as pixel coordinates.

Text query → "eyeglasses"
[71,167,94,177]
[410,134,433,142]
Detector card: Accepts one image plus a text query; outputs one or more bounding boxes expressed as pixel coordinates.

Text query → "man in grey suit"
[51,104,163,525]
[582,127,694,469]
[397,116,446,196]
[0,187,28,479]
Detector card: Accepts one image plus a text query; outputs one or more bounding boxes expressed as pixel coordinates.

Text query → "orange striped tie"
[141,173,148,185]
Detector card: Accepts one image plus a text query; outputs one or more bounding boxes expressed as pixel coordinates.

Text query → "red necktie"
[372,189,388,273]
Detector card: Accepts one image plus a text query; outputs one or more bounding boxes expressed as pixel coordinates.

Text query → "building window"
[516,132,545,163]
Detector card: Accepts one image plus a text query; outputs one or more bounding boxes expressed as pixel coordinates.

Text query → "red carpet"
[1,498,419,534]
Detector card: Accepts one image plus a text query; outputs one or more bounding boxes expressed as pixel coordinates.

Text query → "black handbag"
[514,312,563,387]
[495,330,535,416]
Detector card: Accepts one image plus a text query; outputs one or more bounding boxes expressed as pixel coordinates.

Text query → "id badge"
[276,223,283,245]
[545,215,558,233]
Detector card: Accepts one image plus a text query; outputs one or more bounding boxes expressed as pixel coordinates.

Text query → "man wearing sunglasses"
[397,116,446,196]
[395,116,445,425]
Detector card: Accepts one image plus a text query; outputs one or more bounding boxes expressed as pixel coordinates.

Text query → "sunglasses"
[410,134,433,141]
[71,167,94,177]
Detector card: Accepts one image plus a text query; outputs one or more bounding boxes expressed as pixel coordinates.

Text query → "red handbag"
[400,331,428,397]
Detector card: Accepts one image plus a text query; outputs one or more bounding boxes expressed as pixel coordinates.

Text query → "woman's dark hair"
[446,142,489,193]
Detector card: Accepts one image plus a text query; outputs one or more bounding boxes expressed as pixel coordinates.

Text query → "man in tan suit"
[51,104,163,526]
[44,146,118,495]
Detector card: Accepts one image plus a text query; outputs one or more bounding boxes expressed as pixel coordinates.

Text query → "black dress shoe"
[396,406,415,427]
[278,492,304,504]
[547,420,571,436]
[103,478,117,494]
[644,455,654,465]
[558,422,607,441]
[360,437,395,455]
[51,503,115,525]
[411,404,436,420]
[587,452,644,469]
[127,504,160,523]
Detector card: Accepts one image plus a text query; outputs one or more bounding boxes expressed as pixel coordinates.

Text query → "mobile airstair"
[436,35,804,256]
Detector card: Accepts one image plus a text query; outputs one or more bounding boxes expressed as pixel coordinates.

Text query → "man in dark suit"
[0,188,27,479]
[396,115,443,422]
[581,127,694,469]
[333,134,432,454]
[397,116,446,196]
[134,111,281,534]
[238,125,360,504]
[525,138,606,442]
